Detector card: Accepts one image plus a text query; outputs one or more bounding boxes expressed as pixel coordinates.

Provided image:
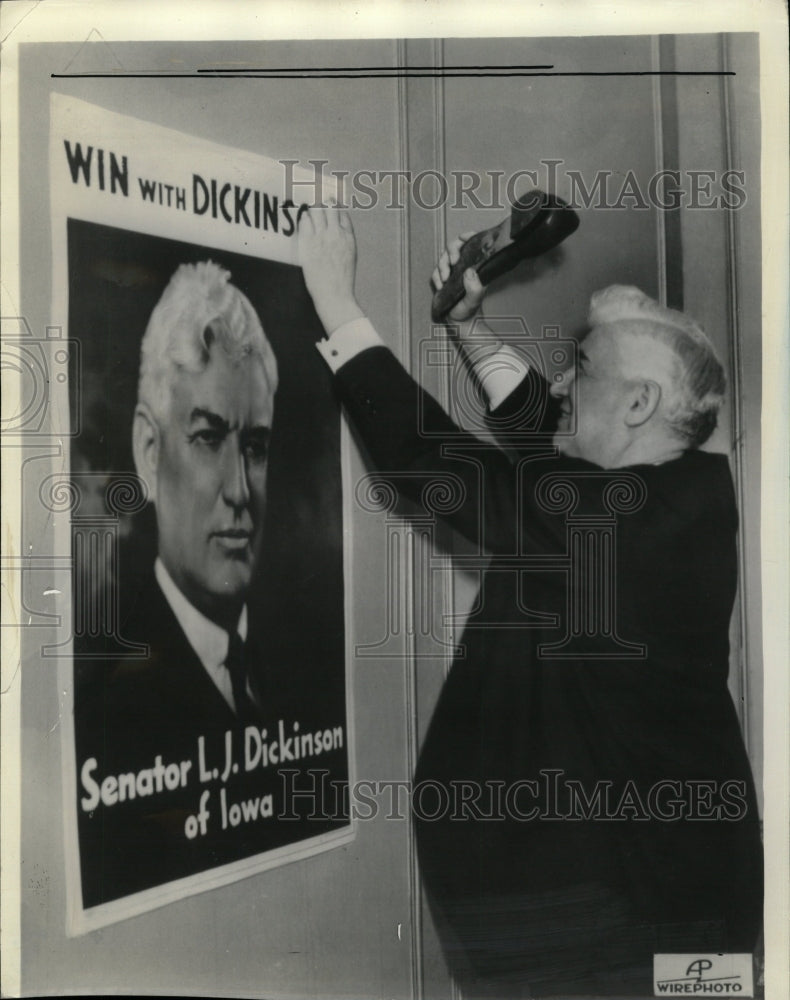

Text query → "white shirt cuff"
[475,344,531,411]
[315,320,529,412]
[316,317,384,372]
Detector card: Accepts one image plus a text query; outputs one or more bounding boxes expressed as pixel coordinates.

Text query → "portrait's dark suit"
[333,346,763,996]
[74,570,343,908]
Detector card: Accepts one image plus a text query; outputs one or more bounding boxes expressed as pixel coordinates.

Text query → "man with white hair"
[77,261,279,904]
[298,207,762,997]
[552,283,728,466]
[133,260,278,664]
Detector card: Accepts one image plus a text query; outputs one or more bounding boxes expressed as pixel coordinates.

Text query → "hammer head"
[509,190,548,239]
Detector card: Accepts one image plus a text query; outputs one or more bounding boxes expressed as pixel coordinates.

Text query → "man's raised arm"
[298,204,525,553]
[298,204,551,425]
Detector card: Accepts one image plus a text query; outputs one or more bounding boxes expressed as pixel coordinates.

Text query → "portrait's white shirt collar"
[154,558,248,710]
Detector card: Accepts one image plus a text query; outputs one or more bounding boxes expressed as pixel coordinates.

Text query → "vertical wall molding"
[429,38,459,702]
[395,37,423,1000]
[671,33,761,795]
[431,48,464,1000]
[653,35,684,311]
[719,31,753,753]
[651,36,668,307]
[398,37,459,1000]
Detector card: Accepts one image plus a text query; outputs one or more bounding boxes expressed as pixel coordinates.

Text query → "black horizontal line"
[51,70,735,79]
[197,64,556,72]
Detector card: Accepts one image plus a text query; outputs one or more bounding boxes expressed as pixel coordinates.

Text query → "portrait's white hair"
[589,285,726,448]
[137,261,278,420]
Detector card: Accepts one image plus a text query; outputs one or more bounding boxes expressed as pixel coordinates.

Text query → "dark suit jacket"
[334,346,763,985]
[74,572,345,908]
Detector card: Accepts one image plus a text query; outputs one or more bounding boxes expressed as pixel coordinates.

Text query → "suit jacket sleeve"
[483,362,562,455]
[486,363,562,434]
[335,345,552,552]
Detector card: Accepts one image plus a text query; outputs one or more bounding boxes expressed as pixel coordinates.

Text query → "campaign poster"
[50,96,353,933]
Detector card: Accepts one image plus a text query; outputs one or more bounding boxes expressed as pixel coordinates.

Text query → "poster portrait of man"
[67,213,351,912]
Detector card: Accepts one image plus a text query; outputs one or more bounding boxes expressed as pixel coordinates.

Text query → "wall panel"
[19,39,417,1000]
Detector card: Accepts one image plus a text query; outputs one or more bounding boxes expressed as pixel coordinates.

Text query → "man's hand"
[431,233,486,323]
[298,204,363,335]
[432,234,502,362]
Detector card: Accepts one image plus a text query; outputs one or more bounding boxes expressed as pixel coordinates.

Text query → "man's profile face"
[550,326,633,467]
[154,348,274,622]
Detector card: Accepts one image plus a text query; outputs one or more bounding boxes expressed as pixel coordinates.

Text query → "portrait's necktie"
[225,630,259,723]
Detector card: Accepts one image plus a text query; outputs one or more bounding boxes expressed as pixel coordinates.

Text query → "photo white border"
[2,1,787,996]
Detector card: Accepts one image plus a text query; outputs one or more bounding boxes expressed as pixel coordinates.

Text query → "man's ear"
[132,403,161,503]
[624,379,662,428]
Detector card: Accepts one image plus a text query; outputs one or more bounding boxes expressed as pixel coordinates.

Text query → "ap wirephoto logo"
[653,954,754,996]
